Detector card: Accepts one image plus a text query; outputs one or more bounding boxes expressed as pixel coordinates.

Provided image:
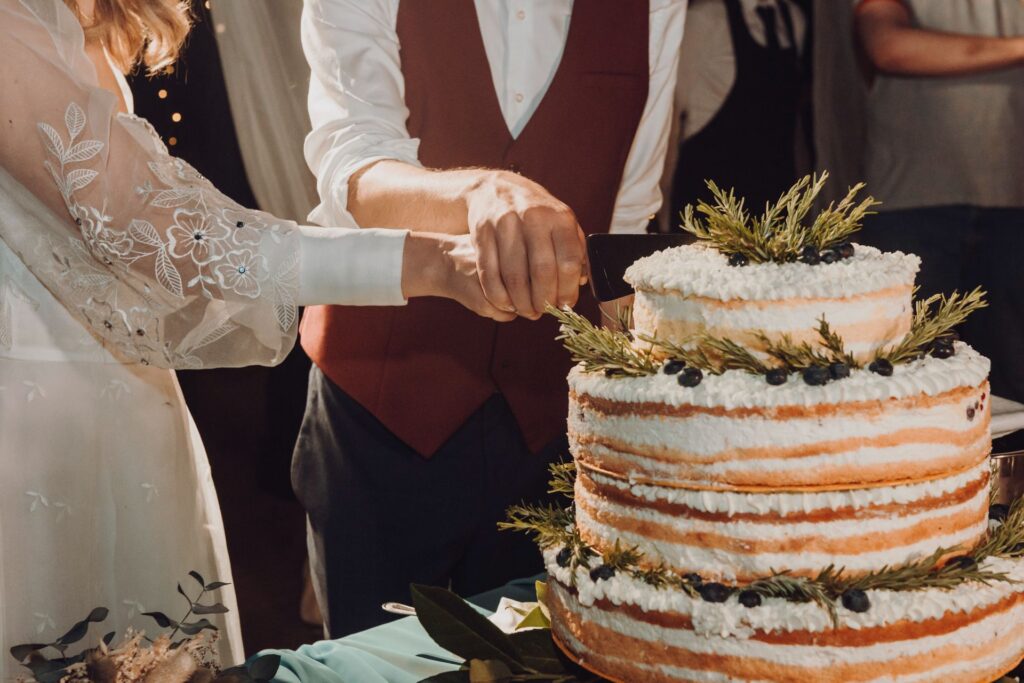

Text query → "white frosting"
[575,502,989,580]
[545,550,1024,638]
[569,343,989,411]
[625,243,920,302]
[581,461,989,517]
[553,588,1024,677]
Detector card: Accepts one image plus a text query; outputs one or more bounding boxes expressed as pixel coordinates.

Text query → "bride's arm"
[0,0,509,369]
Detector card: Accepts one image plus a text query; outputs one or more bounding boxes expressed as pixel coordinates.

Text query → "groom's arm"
[301,0,585,316]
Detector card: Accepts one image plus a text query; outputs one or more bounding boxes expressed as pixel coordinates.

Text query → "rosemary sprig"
[640,333,767,375]
[757,318,858,371]
[876,288,988,364]
[680,173,878,263]
[504,464,1024,622]
[547,305,656,377]
[548,460,577,499]
[499,503,575,550]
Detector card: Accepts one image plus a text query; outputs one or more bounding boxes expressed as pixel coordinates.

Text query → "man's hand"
[402,232,517,322]
[465,171,587,320]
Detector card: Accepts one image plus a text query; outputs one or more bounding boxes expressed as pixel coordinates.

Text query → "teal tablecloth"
[259,577,542,683]
[261,615,461,683]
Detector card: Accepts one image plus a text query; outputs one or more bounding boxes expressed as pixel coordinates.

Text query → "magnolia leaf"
[468,659,512,683]
[410,584,524,673]
[534,582,550,620]
[508,630,564,675]
[191,602,229,615]
[56,607,109,646]
[205,581,230,591]
[65,102,86,140]
[247,653,282,682]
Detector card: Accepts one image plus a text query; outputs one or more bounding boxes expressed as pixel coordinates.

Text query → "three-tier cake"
[529,177,1024,683]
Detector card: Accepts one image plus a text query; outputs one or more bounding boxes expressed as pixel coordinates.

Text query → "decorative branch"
[680,173,878,263]
[547,305,656,377]
[876,288,988,364]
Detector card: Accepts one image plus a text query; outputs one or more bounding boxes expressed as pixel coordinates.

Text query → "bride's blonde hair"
[66,0,191,75]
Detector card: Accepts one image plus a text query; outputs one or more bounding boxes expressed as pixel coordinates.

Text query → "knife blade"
[586,233,690,302]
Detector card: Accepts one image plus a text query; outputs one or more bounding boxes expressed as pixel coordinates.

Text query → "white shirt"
[301,0,689,234]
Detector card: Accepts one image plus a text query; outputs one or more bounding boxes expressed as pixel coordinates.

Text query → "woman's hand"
[401,232,518,322]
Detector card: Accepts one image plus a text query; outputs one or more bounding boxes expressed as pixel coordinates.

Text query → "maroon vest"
[301,0,649,457]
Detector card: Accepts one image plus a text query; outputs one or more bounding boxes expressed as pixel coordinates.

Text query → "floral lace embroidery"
[35,102,298,367]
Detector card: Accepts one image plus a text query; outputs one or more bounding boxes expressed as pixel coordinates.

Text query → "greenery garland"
[503,463,1024,626]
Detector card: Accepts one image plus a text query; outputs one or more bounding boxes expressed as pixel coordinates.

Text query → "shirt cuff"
[296,226,408,306]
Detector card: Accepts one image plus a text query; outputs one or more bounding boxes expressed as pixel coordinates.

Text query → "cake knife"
[586,233,690,302]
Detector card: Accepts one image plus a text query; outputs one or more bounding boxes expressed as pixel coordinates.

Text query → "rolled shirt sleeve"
[302,0,422,228]
[609,0,689,234]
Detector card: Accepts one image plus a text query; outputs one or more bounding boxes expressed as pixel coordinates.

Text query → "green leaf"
[410,584,524,673]
[508,630,565,675]
[177,618,218,635]
[191,602,230,615]
[513,606,550,631]
[55,607,109,646]
[247,653,281,682]
[10,643,48,663]
[468,659,512,683]
[188,571,206,589]
[141,611,177,629]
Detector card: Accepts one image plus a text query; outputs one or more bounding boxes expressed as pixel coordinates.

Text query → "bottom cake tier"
[545,551,1024,683]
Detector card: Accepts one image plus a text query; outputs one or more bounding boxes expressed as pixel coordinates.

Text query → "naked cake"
[524,176,1024,683]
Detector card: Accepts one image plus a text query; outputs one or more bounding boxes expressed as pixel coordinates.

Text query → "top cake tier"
[626,244,920,362]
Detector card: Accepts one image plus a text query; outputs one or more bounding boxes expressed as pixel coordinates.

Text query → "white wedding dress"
[0,0,318,677]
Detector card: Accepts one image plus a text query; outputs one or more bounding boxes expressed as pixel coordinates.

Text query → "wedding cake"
[527,177,1024,683]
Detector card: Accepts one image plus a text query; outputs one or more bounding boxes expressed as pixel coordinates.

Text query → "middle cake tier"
[567,344,992,579]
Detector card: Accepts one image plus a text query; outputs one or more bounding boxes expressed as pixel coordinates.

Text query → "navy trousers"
[291,367,566,637]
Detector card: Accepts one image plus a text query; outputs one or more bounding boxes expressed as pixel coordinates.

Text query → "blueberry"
[989,504,1010,522]
[802,366,830,386]
[930,345,954,359]
[698,582,732,603]
[683,573,703,586]
[967,406,976,421]
[1012,542,1024,555]
[766,368,789,386]
[556,546,573,568]
[678,368,704,388]
[836,242,855,259]
[663,359,686,375]
[828,362,851,380]
[798,246,820,265]
[589,564,616,582]
[841,589,870,613]
[738,590,762,608]
[728,253,750,267]
[820,249,838,264]
[869,359,894,377]
[947,555,976,571]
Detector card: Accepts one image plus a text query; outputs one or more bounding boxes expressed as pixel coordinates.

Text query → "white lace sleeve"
[0,0,305,368]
